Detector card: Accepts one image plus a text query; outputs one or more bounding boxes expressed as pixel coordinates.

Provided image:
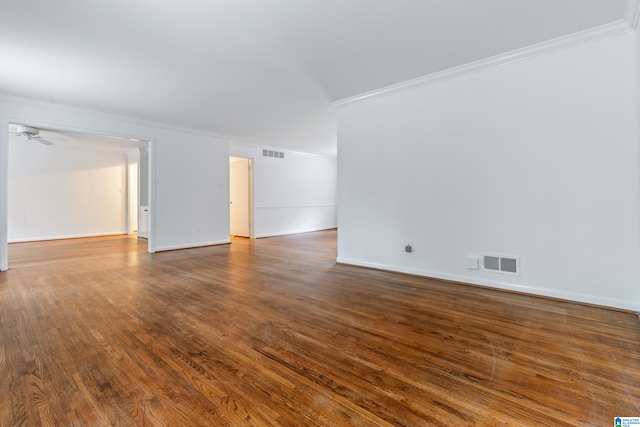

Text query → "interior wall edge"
[0,117,9,271]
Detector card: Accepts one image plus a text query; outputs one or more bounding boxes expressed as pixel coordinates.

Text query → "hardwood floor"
[1,231,639,426]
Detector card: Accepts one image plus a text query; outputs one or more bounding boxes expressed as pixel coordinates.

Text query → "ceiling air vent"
[482,254,520,276]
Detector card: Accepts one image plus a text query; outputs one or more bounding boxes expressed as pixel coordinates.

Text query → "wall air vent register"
[263,149,285,159]
[482,254,520,275]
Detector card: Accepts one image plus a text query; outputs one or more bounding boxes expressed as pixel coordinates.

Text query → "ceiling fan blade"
[33,136,55,145]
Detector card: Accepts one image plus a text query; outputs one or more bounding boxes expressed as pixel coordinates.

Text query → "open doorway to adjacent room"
[229,156,253,239]
[4,123,151,269]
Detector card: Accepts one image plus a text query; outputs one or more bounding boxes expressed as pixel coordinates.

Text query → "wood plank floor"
[1,230,639,426]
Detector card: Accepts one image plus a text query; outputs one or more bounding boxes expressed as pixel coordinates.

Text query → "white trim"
[0,94,232,141]
[154,239,231,252]
[249,157,255,239]
[5,116,152,149]
[635,0,640,316]
[255,204,337,210]
[147,139,156,253]
[9,232,127,243]
[1,112,157,257]
[0,118,9,271]
[256,227,337,239]
[625,0,640,29]
[4,114,154,150]
[230,138,337,159]
[332,20,632,109]
[336,257,640,312]
[229,154,256,239]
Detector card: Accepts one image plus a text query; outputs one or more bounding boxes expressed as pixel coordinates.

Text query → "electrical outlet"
[405,242,413,253]
[196,226,202,233]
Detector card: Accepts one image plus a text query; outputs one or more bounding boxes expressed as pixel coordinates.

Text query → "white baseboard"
[9,231,127,243]
[255,226,337,239]
[336,257,639,312]
[154,239,231,252]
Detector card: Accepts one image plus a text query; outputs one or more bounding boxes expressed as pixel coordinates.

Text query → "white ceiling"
[0,0,629,155]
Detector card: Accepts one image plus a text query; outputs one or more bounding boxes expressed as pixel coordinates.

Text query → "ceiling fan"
[9,125,55,145]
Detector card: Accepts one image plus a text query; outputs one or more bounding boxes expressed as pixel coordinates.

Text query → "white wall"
[153,131,229,251]
[0,96,231,269]
[337,32,640,311]
[8,142,127,242]
[230,141,337,238]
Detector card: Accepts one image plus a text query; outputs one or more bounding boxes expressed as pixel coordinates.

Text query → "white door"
[229,157,251,237]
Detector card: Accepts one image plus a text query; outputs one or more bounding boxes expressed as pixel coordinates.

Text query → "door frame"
[0,117,155,271]
[229,156,254,239]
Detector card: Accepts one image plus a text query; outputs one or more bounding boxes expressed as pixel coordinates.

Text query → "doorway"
[1,122,153,271]
[229,156,253,238]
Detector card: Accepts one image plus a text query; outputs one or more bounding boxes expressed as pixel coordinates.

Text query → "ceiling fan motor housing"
[16,126,39,136]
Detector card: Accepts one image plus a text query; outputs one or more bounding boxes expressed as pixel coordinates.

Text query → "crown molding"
[625,0,640,29]
[230,138,337,159]
[332,20,632,109]
[0,93,232,141]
